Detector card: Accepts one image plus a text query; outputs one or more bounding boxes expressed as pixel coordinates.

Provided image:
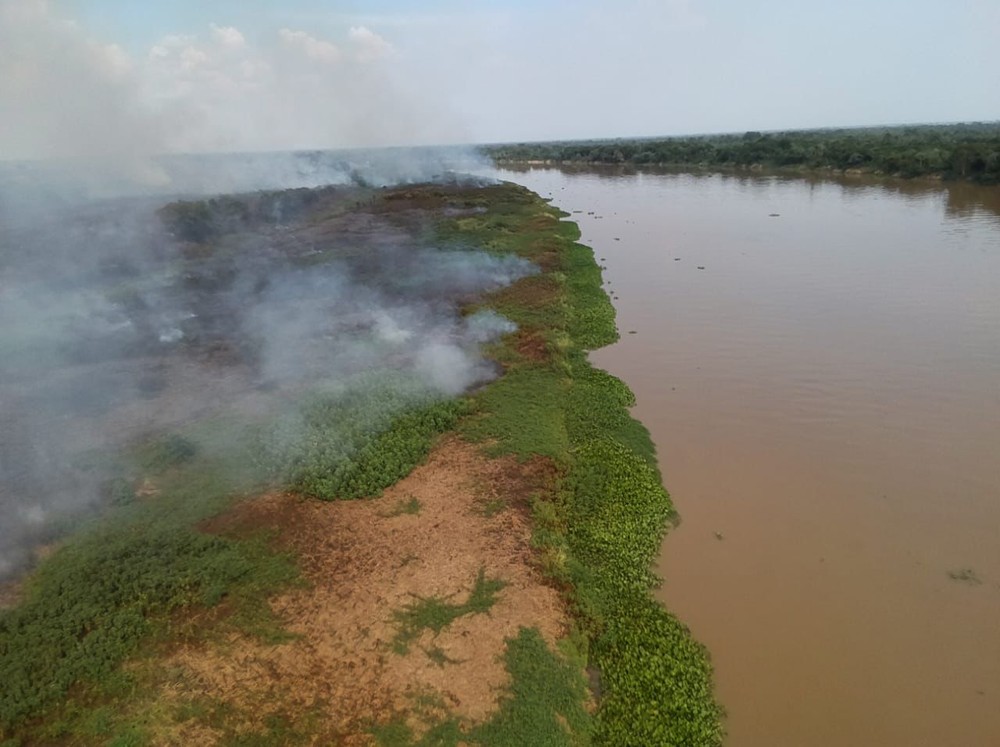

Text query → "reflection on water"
[500,166,1000,746]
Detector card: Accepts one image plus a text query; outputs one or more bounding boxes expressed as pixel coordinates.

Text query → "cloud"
[278,28,341,64]
[0,0,168,177]
[210,23,246,50]
[0,1,463,163]
[144,22,461,153]
[349,26,394,63]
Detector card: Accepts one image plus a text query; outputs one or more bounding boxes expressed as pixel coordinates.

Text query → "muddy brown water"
[499,166,1000,746]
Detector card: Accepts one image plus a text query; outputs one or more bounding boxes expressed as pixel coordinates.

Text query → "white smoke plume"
[0,2,505,579]
[0,0,466,168]
[0,184,533,578]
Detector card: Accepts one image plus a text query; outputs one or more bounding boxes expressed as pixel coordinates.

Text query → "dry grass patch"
[162,437,568,743]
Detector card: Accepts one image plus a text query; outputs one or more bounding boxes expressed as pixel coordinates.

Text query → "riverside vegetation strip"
[485,121,1000,183]
[0,181,722,745]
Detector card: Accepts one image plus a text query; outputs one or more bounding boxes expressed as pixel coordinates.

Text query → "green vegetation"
[478,498,507,518]
[2,179,722,744]
[486,122,1000,183]
[0,373,462,742]
[460,366,569,461]
[374,627,592,747]
[423,644,462,668]
[252,372,463,500]
[386,496,423,517]
[134,433,199,473]
[467,627,592,746]
[391,569,506,654]
[0,521,297,737]
[443,182,723,744]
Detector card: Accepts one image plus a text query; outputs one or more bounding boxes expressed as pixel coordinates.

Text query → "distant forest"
[484,123,1000,183]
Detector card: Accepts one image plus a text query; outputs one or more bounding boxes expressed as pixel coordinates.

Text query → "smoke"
[246,251,523,393]
[0,148,495,211]
[0,2,506,579]
[0,1,469,169]
[0,179,531,578]
[0,0,172,186]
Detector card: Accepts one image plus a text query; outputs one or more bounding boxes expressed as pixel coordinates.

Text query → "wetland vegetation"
[0,180,721,745]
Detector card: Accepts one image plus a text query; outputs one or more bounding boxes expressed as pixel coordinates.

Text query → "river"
[499,166,1000,746]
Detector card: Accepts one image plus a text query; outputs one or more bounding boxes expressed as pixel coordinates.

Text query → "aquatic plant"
[449,182,723,745]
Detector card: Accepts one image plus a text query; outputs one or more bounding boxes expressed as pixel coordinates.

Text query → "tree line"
[484,123,1000,183]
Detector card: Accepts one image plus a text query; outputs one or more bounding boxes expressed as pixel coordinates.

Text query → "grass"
[386,496,423,517]
[478,498,507,518]
[469,627,591,746]
[1,180,722,745]
[0,522,297,736]
[133,433,199,474]
[391,569,506,655]
[0,371,461,742]
[459,366,569,462]
[254,372,466,500]
[439,182,723,745]
[373,627,591,747]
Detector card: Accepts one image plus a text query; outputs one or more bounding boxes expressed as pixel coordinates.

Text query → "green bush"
[0,526,292,732]
[470,627,591,746]
[254,373,464,500]
[135,433,199,473]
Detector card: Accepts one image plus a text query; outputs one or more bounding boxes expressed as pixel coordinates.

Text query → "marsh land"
[0,179,720,745]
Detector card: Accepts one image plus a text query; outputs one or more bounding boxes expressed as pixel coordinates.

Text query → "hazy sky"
[3,0,999,157]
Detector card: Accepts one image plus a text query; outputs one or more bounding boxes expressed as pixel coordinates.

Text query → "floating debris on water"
[947,568,982,585]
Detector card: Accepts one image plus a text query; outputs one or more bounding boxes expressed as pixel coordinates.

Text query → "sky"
[2,0,999,158]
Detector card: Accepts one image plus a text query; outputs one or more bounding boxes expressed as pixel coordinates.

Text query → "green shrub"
[135,433,199,473]
[470,627,591,746]
[460,366,568,462]
[0,526,292,732]
[254,375,464,500]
